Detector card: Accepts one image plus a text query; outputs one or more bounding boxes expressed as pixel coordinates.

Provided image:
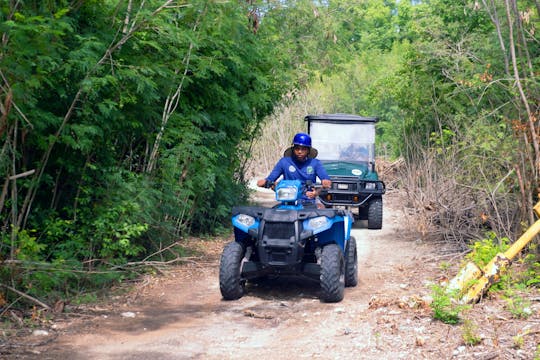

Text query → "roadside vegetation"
[1,0,538,329]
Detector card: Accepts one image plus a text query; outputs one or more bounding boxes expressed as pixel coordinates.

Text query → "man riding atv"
[256,132,332,208]
[220,132,357,303]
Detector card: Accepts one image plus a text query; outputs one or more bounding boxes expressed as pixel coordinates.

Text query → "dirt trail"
[4,190,540,359]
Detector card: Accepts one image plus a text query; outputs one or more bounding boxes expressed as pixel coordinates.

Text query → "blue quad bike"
[219,180,358,303]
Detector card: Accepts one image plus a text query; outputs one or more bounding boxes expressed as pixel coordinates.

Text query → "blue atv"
[219,180,357,303]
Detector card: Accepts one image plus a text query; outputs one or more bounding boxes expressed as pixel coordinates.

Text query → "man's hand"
[305,190,318,199]
[257,179,277,189]
[321,179,332,189]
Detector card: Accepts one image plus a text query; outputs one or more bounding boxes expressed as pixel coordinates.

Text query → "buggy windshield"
[310,122,375,163]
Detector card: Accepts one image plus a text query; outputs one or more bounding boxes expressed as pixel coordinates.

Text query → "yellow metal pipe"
[450,201,540,304]
[534,202,540,217]
[503,219,540,260]
[446,261,481,296]
[461,253,510,303]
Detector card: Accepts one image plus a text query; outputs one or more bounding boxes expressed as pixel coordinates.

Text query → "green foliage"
[465,233,510,268]
[5,229,46,261]
[1,0,538,313]
[504,294,532,319]
[13,263,130,305]
[430,284,469,324]
[89,202,148,262]
[521,252,540,287]
[461,319,482,346]
[438,261,452,272]
[0,0,295,307]
[513,333,525,349]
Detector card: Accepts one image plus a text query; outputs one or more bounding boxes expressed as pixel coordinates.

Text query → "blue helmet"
[292,133,312,148]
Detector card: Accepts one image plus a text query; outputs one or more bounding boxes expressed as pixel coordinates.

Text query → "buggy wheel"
[367,197,383,229]
[345,237,358,287]
[320,244,345,303]
[219,241,245,300]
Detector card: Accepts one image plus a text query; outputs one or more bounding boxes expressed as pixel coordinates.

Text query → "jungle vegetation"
[1,0,538,308]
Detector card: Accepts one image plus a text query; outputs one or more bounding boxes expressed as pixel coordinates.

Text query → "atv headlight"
[276,186,298,201]
[236,214,255,228]
[307,216,329,230]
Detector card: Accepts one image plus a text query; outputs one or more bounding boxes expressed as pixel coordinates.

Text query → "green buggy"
[306,114,386,229]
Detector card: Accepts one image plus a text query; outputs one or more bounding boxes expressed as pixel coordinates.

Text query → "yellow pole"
[461,215,540,303]
[503,219,540,260]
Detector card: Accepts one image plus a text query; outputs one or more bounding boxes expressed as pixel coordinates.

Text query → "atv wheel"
[219,241,245,300]
[367,197,383,229]
[320,244,345,302]
[345,237,358,287]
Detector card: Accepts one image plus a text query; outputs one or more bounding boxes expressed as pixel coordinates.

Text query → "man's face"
[293,145,309,162]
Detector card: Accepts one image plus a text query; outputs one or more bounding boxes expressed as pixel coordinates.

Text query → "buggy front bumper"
[319,177,385,207]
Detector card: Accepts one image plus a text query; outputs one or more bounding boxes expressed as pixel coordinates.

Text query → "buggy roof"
[304,113,379,123]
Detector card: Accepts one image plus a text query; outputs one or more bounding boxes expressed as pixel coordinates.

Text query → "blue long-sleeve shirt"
[265,156,329,202]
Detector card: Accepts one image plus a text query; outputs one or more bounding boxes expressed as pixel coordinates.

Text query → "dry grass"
[244,89,328,178]
[395,147,521,250]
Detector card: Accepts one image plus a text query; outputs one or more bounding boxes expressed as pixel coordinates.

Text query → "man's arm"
[314,160,331,188]
[257,158,285,187]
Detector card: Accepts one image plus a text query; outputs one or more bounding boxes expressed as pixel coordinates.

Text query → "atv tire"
[320,244,345,303]
[345,237,358,287]
[219,241,245,300]
[367,197,383,229]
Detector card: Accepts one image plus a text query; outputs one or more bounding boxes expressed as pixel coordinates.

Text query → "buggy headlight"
[276,186,298,201]
[365,182,376,190]
[307,216,329,230]
[237,214,255,227]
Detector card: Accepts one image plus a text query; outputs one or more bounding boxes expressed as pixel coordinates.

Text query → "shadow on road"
[243,275,321,301]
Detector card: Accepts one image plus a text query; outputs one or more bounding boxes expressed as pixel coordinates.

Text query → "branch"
[0,283,50,310]
[145,4,206,173]
[504,0,539,176]
[140,240,183,262]
[8,169,35,180]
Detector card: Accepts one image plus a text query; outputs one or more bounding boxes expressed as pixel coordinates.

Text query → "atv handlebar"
[258,179,327,197]
[263,180,275,189]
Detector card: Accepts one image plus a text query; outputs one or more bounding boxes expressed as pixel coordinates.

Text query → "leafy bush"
[465,232,510,268]
[521,250,540,287]
[430,284,470,324]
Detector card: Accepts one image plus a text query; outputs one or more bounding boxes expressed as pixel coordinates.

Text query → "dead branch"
[504,0,539,177]
[110,256,208,270]
[0,284,50,310]
[140,240,183,262]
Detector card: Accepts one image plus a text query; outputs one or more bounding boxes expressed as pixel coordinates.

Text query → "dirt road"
[4,191,540,359]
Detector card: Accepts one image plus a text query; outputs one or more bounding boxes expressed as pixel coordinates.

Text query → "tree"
[0,0,290,302]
